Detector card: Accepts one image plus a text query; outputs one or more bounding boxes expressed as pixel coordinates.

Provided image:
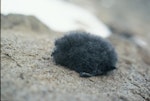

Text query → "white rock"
[1,0,111,38]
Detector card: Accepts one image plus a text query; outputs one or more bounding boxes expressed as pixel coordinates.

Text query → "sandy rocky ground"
[1,0,150,101]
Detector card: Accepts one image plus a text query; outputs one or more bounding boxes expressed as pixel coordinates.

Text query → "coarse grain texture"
[1,29,149,101]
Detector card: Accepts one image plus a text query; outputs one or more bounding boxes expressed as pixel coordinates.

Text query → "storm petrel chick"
[51,31,118,77]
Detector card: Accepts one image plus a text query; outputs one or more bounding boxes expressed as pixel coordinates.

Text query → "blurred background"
[2,0,150,38]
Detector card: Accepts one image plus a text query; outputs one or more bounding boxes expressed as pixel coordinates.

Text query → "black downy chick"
[51,31,118,77]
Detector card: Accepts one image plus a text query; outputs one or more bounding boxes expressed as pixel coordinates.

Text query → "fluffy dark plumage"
[51,31,118,77]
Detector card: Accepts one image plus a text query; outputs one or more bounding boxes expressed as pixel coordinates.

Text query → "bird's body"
[52,31,118,77]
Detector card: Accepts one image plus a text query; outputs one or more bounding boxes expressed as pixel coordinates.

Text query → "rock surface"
[1,14,52,34]
[1,1,150,101]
